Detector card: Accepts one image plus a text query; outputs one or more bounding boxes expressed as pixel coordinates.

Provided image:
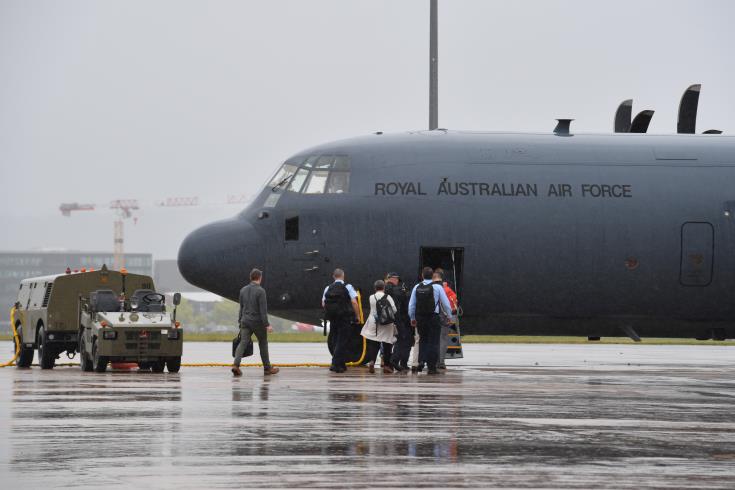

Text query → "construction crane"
[60,196,200,270]
[59,203,95,217]
[109,199,140,270]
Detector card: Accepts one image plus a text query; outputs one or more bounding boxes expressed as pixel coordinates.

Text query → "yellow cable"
[6,362,336,368]
[1,302,360,369]
[1,307,20,367]
[183,362,331,367]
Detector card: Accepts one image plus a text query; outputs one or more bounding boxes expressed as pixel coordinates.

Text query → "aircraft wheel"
[14,327,34,368]
[92,338,108,373]
[151,360,166,373]
[37,326,55,370]
[166,357,181,373]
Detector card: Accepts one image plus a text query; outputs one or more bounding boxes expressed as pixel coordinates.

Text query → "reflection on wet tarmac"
[1,344,734,488]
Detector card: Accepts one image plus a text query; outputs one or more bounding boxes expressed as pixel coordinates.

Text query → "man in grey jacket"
[232,269,279,376]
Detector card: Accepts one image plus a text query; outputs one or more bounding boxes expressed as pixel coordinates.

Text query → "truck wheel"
[37,326,55,370]
[92,338,108,373]
[79,334,93,372]
[166,357,181,373]
[14,327,34,368]
[151,360,166,373]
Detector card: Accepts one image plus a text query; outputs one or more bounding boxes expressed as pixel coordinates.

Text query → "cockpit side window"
[267,155,351,195]
[326,172,350,194]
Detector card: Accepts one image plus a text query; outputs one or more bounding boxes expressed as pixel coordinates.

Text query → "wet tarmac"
[1,343,734,489]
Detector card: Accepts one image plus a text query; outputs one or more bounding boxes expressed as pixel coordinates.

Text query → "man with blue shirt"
[322,268,360,373]
[409,266,454,375]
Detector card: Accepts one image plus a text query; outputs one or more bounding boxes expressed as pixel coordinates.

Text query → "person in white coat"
[361,280,397,373]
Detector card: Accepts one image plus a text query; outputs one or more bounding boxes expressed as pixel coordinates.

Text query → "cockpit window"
[288,168,309,192]
[315,155,334,169]
[333,155,350,170]
[268,164,298,190]
[326,172,350,194]
[267,155,351,194]
[303,170,329,194]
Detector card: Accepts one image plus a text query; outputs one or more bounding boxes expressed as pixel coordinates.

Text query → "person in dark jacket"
[322,268,359,373]
[385,272,412,372]
[232,269,280,376]
[408,267,453,375]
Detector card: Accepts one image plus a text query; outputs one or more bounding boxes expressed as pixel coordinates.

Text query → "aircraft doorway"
[419,247,464,300]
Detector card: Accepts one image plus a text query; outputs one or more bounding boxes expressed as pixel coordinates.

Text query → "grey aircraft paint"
[178,129,735,340]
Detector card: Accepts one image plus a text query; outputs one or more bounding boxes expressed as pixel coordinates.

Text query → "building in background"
[0,251,152,330]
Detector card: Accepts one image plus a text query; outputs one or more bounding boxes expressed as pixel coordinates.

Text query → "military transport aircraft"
[178,3,734,342]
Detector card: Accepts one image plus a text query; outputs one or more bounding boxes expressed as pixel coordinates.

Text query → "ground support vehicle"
[78,285,183,373]
[13,266,182,371]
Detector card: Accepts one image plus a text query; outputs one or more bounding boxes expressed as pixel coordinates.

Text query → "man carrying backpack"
[322,268,360,373]
[385,272,412,372]
[408,266,454,375]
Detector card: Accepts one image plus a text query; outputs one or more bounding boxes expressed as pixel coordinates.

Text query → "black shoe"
[329,366,338,372]
[438,364,447,370]
[417,364,425,373]
[410,366,418,374]
[428,368,439,375]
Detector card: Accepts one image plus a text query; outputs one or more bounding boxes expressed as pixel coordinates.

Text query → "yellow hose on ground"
[1,302,361,369]
[3,362,333,368]
[1,307,20,367]
[182,362,331,367]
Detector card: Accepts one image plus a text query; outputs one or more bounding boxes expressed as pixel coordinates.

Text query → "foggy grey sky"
[1,0,734,259]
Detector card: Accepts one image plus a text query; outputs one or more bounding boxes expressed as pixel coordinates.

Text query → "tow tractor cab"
[13,265,182,372]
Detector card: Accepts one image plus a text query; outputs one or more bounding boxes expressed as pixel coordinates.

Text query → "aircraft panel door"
[283,213,327,274]
[680,222,714,287]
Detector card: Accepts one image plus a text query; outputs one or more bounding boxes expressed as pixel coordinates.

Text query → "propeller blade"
[630,110,654,133]
[677,84,701,134]
[614,99,633,133]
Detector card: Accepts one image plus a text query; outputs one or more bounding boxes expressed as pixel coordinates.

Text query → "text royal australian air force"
[374,179,633,199]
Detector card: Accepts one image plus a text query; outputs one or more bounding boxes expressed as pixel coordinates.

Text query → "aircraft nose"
[178,218,262,298]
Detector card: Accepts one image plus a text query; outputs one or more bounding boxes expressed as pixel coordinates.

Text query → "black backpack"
[415,282,438,316]
[324,282,353,320]
[375,293,395,326]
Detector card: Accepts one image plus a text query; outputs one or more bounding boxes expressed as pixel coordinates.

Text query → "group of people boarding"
[230,266,459,377]
[322,267,458,375]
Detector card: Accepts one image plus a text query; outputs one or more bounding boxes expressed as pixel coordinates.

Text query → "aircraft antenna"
[429,0,438,130]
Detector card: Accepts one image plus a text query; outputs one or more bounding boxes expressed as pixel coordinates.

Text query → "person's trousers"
[234,323,270,368]
[438,315,450,366]
[331,316,351,369]
[366,339,393,366]
[416,314,441,370]
[391,321,413,368]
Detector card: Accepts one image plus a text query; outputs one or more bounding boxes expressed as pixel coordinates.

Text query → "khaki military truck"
[13,266,183,372]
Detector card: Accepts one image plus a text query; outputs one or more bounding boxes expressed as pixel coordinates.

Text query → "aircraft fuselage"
[178,131,735,339]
